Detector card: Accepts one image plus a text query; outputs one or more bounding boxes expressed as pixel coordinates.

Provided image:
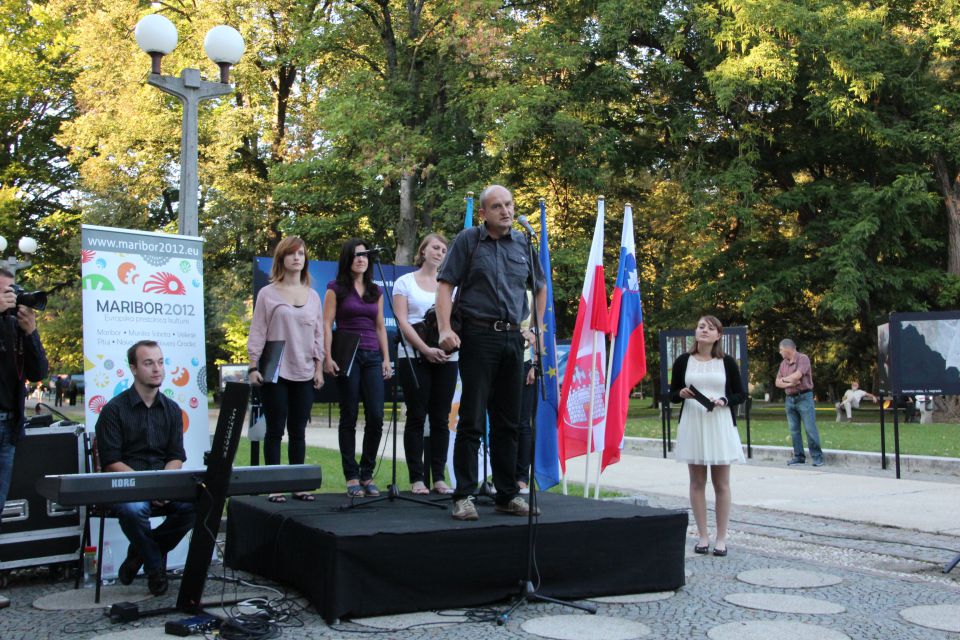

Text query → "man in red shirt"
[775,339,824,467]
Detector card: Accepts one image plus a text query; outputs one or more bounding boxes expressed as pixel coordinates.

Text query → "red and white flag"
[558,198,609,472]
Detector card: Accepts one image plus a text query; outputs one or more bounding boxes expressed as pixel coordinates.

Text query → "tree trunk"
[932,152,960,276]
[396,171,417,264]
[933,395,960,423]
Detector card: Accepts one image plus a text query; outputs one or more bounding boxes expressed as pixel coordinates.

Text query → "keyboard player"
[95,340,195,596]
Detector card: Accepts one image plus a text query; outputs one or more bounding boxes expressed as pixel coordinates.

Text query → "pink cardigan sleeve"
[247,286,273,366]
[311,289,324,364]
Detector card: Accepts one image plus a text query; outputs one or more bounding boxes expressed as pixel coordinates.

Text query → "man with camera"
[0,267,49,609]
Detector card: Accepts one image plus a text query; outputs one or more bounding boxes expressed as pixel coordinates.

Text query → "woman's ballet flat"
[411,482,430,495]
[432,482,454,495]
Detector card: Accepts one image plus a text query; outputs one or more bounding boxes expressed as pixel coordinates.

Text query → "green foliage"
[9,0,960,399]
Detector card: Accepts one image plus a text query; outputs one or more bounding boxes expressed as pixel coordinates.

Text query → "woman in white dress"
[670,316,745,556]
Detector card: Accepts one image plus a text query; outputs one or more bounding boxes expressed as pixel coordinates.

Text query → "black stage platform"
[225,492,688,623]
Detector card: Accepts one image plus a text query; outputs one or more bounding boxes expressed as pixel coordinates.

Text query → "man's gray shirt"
[438,224,544,325]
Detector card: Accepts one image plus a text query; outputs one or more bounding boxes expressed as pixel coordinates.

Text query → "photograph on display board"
[877,323,890,395]
[219,364,248,392]
[889,311,960,395]
[658,327,749,396]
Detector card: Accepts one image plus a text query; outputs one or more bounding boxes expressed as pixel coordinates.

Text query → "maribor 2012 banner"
[80,225,208,575]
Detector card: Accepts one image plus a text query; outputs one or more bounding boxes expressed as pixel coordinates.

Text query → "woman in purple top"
[323,239,393,497]
[248,236,324,503]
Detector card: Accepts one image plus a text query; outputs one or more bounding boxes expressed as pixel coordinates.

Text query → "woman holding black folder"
[393,233,458,495]
[247,236,324,503]
[669,315,745,557]
[323,238,393,498]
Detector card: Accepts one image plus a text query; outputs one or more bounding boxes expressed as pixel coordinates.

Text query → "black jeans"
[453,326,524,505]
[516,361,537,484]
[337,349,384,482]
[260,377,315,466]
[398,357,458,484]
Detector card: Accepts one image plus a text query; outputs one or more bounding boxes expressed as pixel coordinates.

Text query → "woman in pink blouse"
[248,236,324,502]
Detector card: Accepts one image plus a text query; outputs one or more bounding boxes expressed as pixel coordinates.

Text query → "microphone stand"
[497,224,596,624]
[341,254,445,511]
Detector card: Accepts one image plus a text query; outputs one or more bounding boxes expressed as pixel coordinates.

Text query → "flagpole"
[584,330,598,497]
[596,334,617,499]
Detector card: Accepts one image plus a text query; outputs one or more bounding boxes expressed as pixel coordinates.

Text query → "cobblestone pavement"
[1,492,958,640]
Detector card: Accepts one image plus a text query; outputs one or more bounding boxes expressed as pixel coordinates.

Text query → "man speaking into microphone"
[437,185,545,521]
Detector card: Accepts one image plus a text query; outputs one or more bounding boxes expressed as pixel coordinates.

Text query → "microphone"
[517,215,538,239]
[359,246,384,257]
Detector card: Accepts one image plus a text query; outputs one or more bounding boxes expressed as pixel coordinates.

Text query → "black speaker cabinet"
[0,424,86,570]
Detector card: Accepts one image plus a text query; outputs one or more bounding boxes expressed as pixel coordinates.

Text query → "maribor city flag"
[603,204,647,470]
[558,200,609,471]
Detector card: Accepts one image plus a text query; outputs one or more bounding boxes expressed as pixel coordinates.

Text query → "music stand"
[340,253,445,511]
[497,220,596,624]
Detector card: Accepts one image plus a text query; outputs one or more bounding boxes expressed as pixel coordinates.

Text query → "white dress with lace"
[675,357,745,465]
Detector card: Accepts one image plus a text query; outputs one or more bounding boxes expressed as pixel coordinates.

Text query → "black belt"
[787,390,813,397]
[466,318,523,332]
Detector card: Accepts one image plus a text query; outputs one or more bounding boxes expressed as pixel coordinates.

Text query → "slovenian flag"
[558,198,609,470]
[534,199,562,490]
[603,204,647,470]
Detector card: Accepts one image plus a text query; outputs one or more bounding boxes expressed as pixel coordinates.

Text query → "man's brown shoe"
[452,497,479,521]
[495,496,540,516]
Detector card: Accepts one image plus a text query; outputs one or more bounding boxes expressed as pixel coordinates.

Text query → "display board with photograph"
[887,310,960,395]
[658,326,749,395]
[219,364,249,392]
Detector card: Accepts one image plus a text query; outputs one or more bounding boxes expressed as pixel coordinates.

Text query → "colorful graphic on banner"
[81,225,208,464]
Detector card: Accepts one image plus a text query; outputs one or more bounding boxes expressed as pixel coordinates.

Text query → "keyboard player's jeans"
[113,500,195,575]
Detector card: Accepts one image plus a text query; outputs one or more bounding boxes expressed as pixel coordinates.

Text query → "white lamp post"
[135,15,245,237]
[0,235,39,278]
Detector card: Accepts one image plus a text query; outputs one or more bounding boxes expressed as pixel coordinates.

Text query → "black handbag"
[411,311,440,349]
[407,227,477,353]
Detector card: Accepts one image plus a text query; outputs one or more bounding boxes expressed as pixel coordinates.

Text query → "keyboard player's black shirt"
[95,386,186,472]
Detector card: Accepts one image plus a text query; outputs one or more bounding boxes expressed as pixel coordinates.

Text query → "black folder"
[688,384,715,412]
[331,331,361,377]
[259,340,286,384]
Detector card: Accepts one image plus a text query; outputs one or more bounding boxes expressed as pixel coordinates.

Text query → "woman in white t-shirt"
[393,233,459,495]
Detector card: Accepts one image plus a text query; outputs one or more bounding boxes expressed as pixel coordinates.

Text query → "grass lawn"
[623,401,960,458]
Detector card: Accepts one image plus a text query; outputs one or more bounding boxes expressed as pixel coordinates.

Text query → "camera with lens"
[4,283,48,313]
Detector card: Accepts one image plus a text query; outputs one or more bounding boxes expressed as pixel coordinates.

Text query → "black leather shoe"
[118,547,142,586]
[147,571,168,596]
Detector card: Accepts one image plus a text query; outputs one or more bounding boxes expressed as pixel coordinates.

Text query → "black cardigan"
[669,353,746,425]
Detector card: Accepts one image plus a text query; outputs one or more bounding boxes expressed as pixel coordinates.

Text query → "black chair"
[76,433,162,603]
